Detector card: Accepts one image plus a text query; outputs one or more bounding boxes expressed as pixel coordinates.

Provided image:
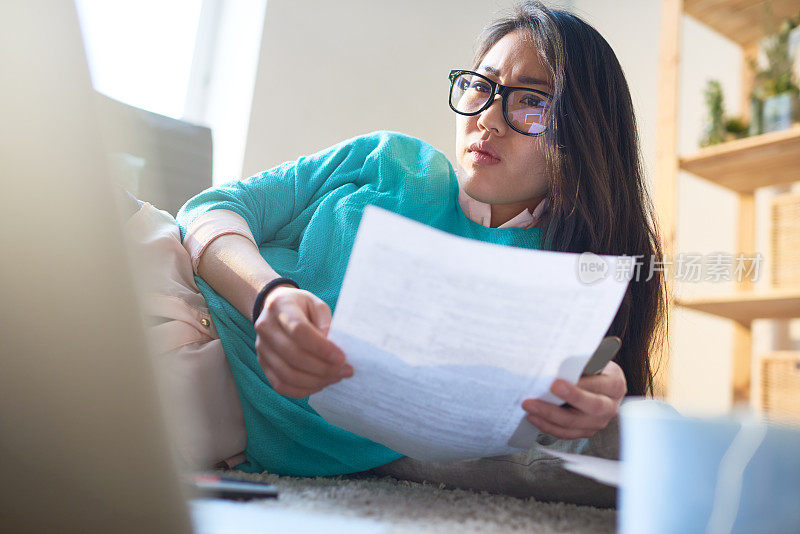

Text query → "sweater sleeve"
[183,209,258,273]
[176,131,390,246]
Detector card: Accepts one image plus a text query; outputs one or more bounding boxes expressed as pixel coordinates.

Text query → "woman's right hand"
[254,285,353,398]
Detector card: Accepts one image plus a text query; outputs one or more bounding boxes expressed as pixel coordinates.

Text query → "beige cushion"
[124,203,247,469]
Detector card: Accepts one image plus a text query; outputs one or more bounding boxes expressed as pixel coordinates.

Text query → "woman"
[176,0,668,503]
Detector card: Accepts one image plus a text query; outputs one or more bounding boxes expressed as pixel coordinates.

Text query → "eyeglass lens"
[450,72,549,135]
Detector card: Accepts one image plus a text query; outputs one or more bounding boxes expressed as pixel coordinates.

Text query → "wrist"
[252,277,300,324]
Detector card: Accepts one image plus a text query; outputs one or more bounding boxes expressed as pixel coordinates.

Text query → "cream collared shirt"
[457,185,549,229]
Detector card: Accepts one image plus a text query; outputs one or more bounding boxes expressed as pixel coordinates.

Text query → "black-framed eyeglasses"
[448,69,552,136]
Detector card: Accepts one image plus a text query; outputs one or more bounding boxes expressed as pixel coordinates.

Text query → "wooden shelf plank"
[685,0,800,47]
[675,288,800,323]
[679,126,800,192]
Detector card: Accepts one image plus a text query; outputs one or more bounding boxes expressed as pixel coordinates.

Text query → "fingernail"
[339,365,353,378]
[527,404,539,415]
[329,351,345,364]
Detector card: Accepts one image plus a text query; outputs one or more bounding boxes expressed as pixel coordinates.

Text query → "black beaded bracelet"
[252,277,300,324]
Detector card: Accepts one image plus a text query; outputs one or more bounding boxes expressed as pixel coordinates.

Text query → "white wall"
[242,0,573,175]
[570,0,660,197]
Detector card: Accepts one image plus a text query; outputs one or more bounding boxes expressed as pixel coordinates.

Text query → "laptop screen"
[0,2,191,532]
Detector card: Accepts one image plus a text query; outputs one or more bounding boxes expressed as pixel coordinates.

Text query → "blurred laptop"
[0,0,193,531]
[0,3,388,533]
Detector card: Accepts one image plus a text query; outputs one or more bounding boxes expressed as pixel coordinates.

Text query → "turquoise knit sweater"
[177,131,543,476]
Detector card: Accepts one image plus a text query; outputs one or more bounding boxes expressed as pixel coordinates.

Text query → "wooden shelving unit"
[679,125,800,192]
[656,0,800,404]
[676,288,800,323]
[684,0,800,47]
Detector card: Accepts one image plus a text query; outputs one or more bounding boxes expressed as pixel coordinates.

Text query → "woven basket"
[770,193,800,288]
[761,351,800,420]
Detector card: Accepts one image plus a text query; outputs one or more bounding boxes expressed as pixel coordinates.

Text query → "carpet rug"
[223,470,617,533]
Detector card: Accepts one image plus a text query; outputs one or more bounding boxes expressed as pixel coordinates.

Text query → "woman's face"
[455,30,552,212]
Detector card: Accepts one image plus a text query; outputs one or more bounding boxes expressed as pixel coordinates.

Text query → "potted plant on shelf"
[750,14,800,135]
[700,80,749,147]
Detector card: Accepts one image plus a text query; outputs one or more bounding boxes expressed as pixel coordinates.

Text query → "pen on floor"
[187,473,279,500]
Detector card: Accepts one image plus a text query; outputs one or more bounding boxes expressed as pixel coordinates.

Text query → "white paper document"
[533,445,621,487]
[191,499,387,534]
[308,205,632,461]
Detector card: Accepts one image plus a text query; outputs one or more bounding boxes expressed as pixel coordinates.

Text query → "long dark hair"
[474,1,668,396]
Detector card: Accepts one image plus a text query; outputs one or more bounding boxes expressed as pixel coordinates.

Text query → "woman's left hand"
[521,361,627,440]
